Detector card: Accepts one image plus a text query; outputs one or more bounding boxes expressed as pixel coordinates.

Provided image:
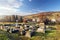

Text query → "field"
[0,25,60,40]
[0,23,60,40]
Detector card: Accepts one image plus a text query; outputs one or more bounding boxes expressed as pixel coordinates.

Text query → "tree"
[20,16,23,22]
[43,18,50,25]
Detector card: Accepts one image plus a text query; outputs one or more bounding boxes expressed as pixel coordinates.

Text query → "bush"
[31,36,44,40]
[20,36,30,40]
[0,34,9,40]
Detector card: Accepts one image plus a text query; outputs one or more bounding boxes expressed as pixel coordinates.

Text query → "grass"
[45,25,60,40]
[0,24,60,40]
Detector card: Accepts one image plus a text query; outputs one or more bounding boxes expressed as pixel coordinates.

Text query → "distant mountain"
[23,12,60,19]
[23,12,60,23]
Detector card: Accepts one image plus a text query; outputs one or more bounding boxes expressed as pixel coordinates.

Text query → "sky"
[0,0,60,15]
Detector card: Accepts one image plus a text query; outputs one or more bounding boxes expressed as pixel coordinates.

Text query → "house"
[29,26,33,28]
[51,19,56,23]
[39,23,45,28]
[32,18,36,22]
[0,26,10,31]
[0,26,3,30]
[36,23,45,33]
[36,18,40,22]
[36,27,45,33]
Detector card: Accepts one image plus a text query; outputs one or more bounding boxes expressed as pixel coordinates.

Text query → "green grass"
[0,25,60,40]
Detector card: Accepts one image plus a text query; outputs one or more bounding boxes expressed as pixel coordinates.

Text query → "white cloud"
[0,0,24,15]
[29,0,32,2]
[19,0,24,1]
[0,5,34,16]
[0,0,37,16]
[32,9,45,13]
[0,0,23,8]
[15,12,34,16]
[0,6,16,15]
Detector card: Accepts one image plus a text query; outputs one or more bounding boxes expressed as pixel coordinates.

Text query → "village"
[0,15,57,38]
[0,13,59,40]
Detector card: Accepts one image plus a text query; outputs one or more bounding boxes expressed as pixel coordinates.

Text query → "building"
[11,15,16,22]
[36,23,45,33]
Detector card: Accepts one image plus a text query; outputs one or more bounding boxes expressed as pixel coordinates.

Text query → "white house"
[36,23,45,33]
[36,27,45,33]
[36,18,40,22]
[51,19,56,22]
[32,18,36,22]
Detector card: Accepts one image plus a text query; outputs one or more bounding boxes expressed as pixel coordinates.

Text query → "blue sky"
[0,0,60,15]
[19,0,60,12]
